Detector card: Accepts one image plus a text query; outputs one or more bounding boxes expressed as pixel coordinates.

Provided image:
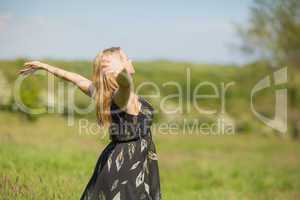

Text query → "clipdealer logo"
[251,67,288,133]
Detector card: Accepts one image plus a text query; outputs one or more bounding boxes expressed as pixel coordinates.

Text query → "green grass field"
[1,112,300,200]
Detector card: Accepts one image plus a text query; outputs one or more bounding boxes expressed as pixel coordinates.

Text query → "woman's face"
[101,50,135,75]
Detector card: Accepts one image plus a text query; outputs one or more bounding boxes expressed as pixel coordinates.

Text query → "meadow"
[1,60,300,199]
[1,112,300,200]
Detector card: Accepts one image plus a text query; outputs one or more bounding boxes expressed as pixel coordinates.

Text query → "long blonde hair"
[92,47,121,126]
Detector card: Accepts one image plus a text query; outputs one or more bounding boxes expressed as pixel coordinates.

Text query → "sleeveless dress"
[80,86,162,200]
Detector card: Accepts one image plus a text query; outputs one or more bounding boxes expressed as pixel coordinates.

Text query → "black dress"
[80,91,162,200]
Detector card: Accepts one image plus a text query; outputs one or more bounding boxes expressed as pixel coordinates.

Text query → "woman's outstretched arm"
[19,61,92,97]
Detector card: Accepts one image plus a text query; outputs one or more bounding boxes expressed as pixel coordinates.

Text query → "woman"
[20,47,162,200]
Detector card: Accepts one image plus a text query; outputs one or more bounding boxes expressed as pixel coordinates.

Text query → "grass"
[1,112,300,200]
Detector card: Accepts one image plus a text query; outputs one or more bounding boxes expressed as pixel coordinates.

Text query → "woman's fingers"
[18,67,37,75]
[19,67,31,74]
[23,61,43,68]
[23,61,36,67]
[19,61,45,75]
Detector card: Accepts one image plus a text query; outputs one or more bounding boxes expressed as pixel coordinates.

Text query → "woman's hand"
[19,61,48,75]
[101,60,124,77]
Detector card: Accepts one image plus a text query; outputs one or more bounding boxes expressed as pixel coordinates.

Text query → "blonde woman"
[20,47,162,200]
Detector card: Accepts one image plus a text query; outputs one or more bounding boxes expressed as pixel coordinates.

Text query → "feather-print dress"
[80,94,162,200]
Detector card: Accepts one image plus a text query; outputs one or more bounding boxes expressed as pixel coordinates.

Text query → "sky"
[0,0,253,64]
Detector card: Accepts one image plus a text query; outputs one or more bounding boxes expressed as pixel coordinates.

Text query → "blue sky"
[0,0,253,64]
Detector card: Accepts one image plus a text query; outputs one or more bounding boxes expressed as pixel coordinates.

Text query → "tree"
[238,0,300,138]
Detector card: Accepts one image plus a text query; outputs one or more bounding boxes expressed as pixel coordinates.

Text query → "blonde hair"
[92,47,122,126]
